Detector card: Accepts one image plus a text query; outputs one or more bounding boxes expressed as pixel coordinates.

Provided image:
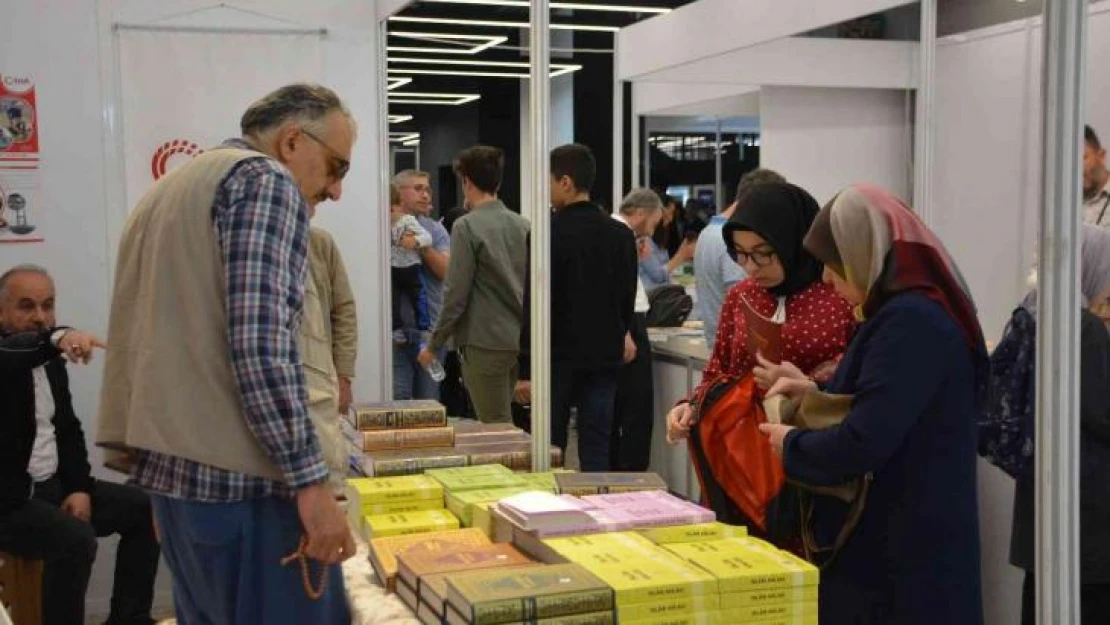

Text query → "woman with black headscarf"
[666,182,856,538]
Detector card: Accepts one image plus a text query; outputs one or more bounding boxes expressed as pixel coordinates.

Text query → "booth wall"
[2,1,385,618]
[933,5,1110,625]
[759,86,912,205]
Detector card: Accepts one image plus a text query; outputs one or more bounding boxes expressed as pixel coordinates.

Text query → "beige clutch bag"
[763,390,858,502]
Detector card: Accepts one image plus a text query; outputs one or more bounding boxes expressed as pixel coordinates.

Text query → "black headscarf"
[721,182,824,297]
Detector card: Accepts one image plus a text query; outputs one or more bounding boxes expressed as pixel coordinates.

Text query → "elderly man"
[0,264,159,625]
[609,188,665,470]
[98,84,356,624]
[392,169,451,401]
[1084,125,1110,226]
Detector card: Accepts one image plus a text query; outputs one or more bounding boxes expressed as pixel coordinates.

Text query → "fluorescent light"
[388,57,582,78]
[388,114,414,123]
[388,91,481,105]
[402,138,421,146]
[389,15,620,33]
[419,0,671,13]
[388,31,507,55]
[386,77,412,90]
[390,132,421,143]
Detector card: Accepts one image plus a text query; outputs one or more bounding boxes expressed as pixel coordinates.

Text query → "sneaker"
[392,329,407,345]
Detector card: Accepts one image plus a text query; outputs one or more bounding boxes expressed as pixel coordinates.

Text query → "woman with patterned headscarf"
[761,183,988,625]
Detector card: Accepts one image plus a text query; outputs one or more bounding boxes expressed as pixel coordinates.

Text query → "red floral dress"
[700,278,856,389]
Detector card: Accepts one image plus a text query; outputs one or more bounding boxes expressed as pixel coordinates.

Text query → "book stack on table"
[553,472,668,496]
[350,403,564,476]
[394,542,536,625]
[345,474,457,540]
[368,527,491,592]
[442,563,616,625]
[428,465,535,531]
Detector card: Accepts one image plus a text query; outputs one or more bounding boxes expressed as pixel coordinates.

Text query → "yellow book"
[426,464,526,492]
[663,537,819,593]
[470,501,495,537]
[347,475,444,504]
[365,509,460,539]
[515,471,562,491]
[614,595,718,622]
[719,585,818,609]
[719,600,818,622]
[445,486,535,525]
[619,613,716,625]
[637,522,747,545]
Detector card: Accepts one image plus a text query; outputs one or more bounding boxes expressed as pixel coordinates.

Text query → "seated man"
[0,264,159,625]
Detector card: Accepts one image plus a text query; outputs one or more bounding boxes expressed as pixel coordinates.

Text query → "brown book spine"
[362,426,455,451]
[357,408,448,430]
[370,455,468,477]
[456,588,615,625]
[466,448,563,471]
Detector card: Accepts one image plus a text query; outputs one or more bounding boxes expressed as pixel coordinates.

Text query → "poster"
[0,73,39,169]
[0,170,43,244]
[116,30,322,211]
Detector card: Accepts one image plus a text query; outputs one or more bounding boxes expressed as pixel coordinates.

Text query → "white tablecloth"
[342,530,420,625]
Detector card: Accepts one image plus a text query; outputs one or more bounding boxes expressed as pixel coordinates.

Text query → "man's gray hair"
[0,263,51,299]
[735,168,786,204]
[619,188,664,216]
[240,83,356,142]
[393,170,431,187]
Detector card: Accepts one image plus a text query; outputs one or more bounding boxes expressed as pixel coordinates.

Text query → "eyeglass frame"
[733,249,778,267]
[300,126,350,181]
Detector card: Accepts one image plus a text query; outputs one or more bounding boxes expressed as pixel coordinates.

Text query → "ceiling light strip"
[388,16,619,33]
[388,31,506,55]
[388,114,414,123]
[389,57,579,69]
[386,77,413,91]
[419,0,671,13]
[388,66,580,78]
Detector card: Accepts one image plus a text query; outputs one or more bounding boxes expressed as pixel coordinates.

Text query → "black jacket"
[1011,310,1110,582]
[0,329,95,512]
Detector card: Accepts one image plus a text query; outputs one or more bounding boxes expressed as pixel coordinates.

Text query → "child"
[390,182,433,344]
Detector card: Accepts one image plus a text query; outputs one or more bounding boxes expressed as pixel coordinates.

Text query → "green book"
[427,464,526,492]
[444,563,614,625]
[446,486,535,526]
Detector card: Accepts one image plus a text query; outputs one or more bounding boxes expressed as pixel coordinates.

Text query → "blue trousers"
[150,495,350,625]
[392,334,444,401]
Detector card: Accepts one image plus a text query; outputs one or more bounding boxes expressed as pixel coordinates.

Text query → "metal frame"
[378,16,395,400]
[913,0,935,223]
[528,0,552,472]
[1036,0,1086,621]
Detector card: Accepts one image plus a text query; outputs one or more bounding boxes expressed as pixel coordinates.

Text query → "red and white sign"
[0,74,40,169]
[151,139,204,180]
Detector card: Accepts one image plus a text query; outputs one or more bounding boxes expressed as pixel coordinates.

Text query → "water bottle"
[420,343,446,382]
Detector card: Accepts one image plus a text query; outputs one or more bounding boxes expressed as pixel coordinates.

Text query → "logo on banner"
[151,139,204,180]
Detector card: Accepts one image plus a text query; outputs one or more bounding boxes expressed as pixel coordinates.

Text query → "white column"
[528,0,552,472]
[1035,0,1086,622]
[913,0,935,222]
[613,40,624,210]
[377,17,394,399]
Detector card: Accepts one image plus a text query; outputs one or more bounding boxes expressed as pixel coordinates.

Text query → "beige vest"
[97,147,289,481]
[303,229,348,494]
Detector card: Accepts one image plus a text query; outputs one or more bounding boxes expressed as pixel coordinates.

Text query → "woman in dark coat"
[760,183,988,625]
[1011,224,1110,623]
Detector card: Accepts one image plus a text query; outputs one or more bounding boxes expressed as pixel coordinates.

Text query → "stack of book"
[662,536,819,624]
[369,527,490,591]
[451,420,529,445]
[428,465,537,529]
[554,472,668,496]
[443,563,616,625]
[580,490,716,529]
[530,532,719,625]
[497,491,597,534]
[363,508,459,540]
[394,542,535,624]
[345,474,446,539]
[637,522,747,546]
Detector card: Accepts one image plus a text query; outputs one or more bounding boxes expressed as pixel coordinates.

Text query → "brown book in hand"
[740,294,783,364]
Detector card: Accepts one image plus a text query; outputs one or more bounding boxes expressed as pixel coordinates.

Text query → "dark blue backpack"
[978,306,1036,479]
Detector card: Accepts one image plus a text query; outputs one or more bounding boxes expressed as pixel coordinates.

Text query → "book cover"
[454,431,532,446]
[426,464,527,493]
[446,486,536,526]
[459,442,565,471]
[662,537,819,593]
[498,492,597,531]
[355,400,448,430]
[450,421,523,436]
[365,509,460,539]
[362,426,455,451]
[580,491,714,528]
[614,595,718,623]
[417,599,445,625]
[362,447,469,477]
[445,563,614,625]
[638,522,747,545]
[369,527,490,591]
[397,543,533,595]
[719,583,817,609]
[740,294,783,364]
[555,473,667,497]
[515,471,569,492]
[347,475,444,505]
[445,605,615,625]
[364,498,444,516]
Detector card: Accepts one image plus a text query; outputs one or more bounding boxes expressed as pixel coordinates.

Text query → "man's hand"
[513,380,532,405]
[417,346,435,368]
[623,332,637,364]
[56,330,106,364]
[399,232,420,251]
[338,377,353,415]
[61,492,92,522]
[296,483,355,564]
[637,238,652,261]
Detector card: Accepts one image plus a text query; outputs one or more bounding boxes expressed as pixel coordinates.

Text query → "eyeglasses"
[300,127,350,181]
[734,249,778,267]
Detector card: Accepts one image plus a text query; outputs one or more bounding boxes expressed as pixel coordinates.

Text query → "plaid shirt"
[132,139,328,501]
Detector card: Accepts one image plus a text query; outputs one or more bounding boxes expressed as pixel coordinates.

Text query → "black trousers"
[552,364,619,472]
[0,476,160,625]
[611,314,655,471]
[1022,571,1110,625]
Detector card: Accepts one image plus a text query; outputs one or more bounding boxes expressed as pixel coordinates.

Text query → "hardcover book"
[365,509,460,539]
[580,491,714,527]
[554,473,667,497]
[362,447,469,477]
[444,563,614,625]
[498,492,597,532]
[354,400,448,430]
[637,522,747,545]
[718,583,818,609]
[458,442,565,471]
[450,420,523,436]
[369,527,490,591]
[397,542,534,597]
[662,537,819,593]
[446,486,536,526]
[362,426,455,451]
[426,464,527,493]
[347,475,444,505]
[445,606,615,625]
[740,294,783,364]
